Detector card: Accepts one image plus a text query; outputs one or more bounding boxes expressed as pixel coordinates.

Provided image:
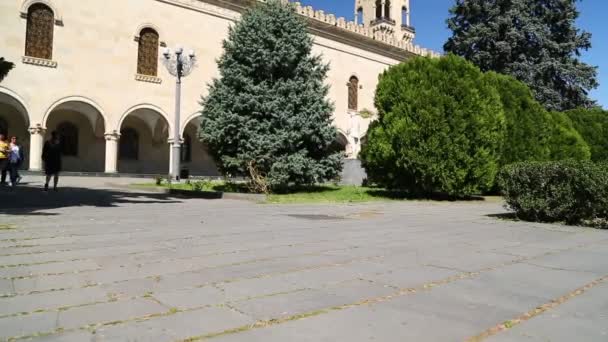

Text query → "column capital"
[28,125,46,135]
[104,131,120,141]
[167,137,184,144]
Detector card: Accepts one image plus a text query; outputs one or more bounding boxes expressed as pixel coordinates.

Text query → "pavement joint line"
[465,274,608,342]
[522,261,601,274]
[0,227,405,266]
[2,267,103,281]
[0,243,374,282]
[181,241,608,341]
[0,220,398,244]
[2,253,386,298]
[0,223,412,255]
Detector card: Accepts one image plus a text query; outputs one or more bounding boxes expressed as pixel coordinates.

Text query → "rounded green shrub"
[498,160,608,225]
[484,72,552,166]
[548,111,591,161]
[565,107,608,162]
[360,55,506,197]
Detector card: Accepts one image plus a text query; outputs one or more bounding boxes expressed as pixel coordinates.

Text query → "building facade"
[0,0,437,176]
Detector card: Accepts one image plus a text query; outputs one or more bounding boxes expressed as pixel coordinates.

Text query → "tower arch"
[354,0,414,42]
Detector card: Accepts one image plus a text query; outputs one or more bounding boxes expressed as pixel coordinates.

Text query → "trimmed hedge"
[484,72,552,166]
[498,160,608,226]
[548,111,591,161]
[565,107,608,162]
[360,55,505,197]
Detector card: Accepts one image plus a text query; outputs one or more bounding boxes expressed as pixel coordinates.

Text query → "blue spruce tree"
[199,1,342,192]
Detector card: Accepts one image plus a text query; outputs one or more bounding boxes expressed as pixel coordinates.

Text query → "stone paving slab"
[0,286,108,317]
[487,281,608,342]
[0,311,58,339]
[94,306,255,341]
[0,177,607,341]
[56,298,168,330]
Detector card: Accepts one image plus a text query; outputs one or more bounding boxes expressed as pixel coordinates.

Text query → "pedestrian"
[0,133,9,186]
[42,131,62,191]
[8,136,24,186]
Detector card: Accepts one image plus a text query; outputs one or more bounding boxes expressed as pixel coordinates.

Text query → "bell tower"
[354,0,415,42]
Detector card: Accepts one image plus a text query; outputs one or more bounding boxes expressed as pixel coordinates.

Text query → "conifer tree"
[199,1,342,192]
[445,0,598,111]
[0,58,14,83]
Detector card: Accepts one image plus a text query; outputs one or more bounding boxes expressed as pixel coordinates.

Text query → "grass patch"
[133,180,489,204]
[267,186,392,204]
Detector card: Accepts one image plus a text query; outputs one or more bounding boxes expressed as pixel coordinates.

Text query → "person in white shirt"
[7,136,23,187]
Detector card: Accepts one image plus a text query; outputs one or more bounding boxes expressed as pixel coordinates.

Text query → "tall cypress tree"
[445,0,598,111]
[199,1,342,192]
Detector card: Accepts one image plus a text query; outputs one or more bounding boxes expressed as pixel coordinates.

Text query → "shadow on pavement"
[0,186,182,216]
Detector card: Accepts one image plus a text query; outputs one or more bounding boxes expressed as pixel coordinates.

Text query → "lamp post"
[162,46,197,181]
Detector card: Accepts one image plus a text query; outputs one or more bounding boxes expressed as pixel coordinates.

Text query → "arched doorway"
[0,90,30,169]
[118,107,170,174]
[44,98,106,172]
[181,115,219,176]
[330,131,351,157]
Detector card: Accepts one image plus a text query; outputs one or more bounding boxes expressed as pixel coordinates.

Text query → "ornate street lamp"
[162,46,197,181]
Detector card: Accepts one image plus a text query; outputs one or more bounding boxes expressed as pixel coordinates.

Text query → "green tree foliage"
[445,0,598,111]
[565,107,608,161]
[199,1,342,192]
[499,160,608,226]
[0,58,15,83]
[484,72,552,166]
[548,111,591,161]
[360,55,506,197]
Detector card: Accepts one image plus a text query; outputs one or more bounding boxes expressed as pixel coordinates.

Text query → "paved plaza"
[0,176,607,341]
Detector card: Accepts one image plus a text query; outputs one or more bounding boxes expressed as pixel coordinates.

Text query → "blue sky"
[297,0,607,108]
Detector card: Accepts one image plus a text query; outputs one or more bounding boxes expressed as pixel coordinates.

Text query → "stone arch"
[180,112,219,176]
[117,104,171,174]
[43,96,107,172]
[331,129,350,154]
[0,87,31,168]
[134,23,164,42]
[384,0,392,19]
[20,0,62,25]
[180,112,202,137]
[43,96,107,132]
[0,87,30,128]
[117,104,172,138]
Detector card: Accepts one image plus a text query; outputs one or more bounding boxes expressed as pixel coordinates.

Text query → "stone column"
[167,138,183,177]
[104,132,120,174]
[28,126,46,171]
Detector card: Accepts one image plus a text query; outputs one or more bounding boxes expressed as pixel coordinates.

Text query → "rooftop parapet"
[290,1,440,58]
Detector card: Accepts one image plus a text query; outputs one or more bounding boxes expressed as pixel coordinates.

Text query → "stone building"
[0,0,437,176]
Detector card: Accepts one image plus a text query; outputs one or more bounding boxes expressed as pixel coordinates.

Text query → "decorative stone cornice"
[105,132,121,141]
[154,0,440,60]
[135,74,162,84]
[28,125,46,135]
[22,56,58,68]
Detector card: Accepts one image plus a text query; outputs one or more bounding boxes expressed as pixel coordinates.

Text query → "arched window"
[375,0,382,19]
[119,128,139,160]
[348,76,359,111]
[384,0,391,19]
[356,7,363,25]
[181,134,192,163]
[402,6,408,26]
[57,122,78,156]
[0,117,8,137]
[137,28,159,76]
[25,3,55,60]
